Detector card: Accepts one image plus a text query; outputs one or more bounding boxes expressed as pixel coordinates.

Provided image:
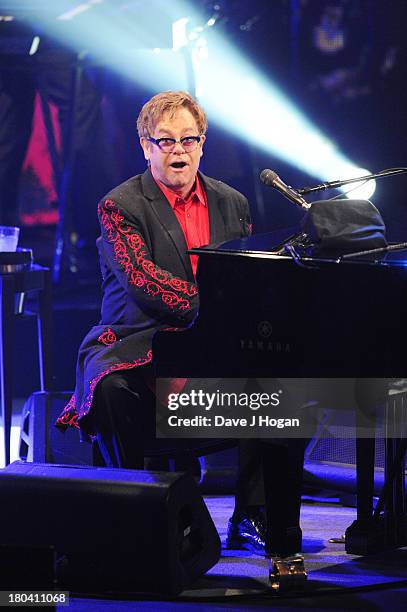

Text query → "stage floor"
[63,496,407,610]
[2,410,407,609]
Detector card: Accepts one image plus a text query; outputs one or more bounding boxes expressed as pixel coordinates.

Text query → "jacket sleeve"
[98,197,199,326]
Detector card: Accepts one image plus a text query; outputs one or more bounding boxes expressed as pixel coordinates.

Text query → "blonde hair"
[137,91,207,138]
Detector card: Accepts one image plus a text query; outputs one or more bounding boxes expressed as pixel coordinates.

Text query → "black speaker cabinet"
[0,461,221,595]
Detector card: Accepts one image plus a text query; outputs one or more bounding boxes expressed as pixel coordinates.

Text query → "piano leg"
[345,436,385,554]
[375,420,407,548]
[346,387,407,554]
[382,391,407,548]
[383,437,407,547]
[344,383,385,554]
[261,439,307,591]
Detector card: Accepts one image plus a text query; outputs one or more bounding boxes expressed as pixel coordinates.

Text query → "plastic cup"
[0,226,20,252]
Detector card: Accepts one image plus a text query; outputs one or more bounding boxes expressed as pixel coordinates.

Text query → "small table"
[0,261,53,465]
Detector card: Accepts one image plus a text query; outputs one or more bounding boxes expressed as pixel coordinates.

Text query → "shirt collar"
[152,172,207,209]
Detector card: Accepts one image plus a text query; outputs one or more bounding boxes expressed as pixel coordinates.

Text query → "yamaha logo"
[257,320,273,338]
[239,320,292,353]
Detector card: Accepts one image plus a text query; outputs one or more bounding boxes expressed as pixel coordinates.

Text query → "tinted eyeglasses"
[147,135,201,153]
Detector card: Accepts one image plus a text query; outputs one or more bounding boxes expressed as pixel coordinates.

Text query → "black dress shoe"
[226,511,266,555]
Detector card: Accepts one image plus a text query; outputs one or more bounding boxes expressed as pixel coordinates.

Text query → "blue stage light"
[191,28,375,199]
[24,0,375,199]
[25,0,192,89]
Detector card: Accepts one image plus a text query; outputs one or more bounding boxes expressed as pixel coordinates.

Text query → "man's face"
[141,107,205,199]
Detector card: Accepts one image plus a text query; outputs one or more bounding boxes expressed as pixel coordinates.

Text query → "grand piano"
[155,227,407,378]
[153,224,407,588]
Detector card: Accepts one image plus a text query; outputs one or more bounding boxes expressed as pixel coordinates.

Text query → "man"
[56,90,267,554]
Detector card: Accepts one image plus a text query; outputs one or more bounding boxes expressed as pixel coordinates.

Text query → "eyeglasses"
[147,135,201,153]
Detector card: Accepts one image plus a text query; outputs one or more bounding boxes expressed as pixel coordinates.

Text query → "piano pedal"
[267,554,307,593]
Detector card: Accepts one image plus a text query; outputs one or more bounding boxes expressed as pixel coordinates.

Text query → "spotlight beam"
[192,26,375,199]
[22,0,375,199]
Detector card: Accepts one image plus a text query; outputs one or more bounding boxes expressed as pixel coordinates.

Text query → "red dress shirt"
[153,173,210,277]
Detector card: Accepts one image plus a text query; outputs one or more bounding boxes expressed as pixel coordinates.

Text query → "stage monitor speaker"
[0,461,221,595]
[19,391,93,465]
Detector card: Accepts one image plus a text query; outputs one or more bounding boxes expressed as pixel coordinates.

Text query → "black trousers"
[233,438,305,555]
[90,369,305,556]
[89,368,155,469]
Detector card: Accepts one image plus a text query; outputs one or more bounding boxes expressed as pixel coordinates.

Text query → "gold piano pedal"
[268,555,307,592]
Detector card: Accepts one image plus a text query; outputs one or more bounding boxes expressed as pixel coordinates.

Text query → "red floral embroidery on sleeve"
[98,328,117,346]
[98,199,197,311]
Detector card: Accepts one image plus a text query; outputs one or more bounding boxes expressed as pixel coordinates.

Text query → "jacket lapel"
[141,170,193,280]
[141,170,229,280]
[199,172,228,244]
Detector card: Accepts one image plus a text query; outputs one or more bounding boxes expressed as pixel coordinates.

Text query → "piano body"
[153,228,407,559]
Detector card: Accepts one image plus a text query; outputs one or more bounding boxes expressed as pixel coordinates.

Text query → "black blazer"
[57,169,251,431]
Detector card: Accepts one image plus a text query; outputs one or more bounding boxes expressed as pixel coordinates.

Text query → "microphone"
[260,169,310,210]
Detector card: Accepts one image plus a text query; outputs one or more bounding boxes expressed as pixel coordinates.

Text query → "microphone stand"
[297,168,407,196]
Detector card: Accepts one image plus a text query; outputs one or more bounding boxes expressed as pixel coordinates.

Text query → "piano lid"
[189,228,407,269]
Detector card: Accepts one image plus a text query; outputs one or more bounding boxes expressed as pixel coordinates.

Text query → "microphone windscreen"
[260,169,278,186]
